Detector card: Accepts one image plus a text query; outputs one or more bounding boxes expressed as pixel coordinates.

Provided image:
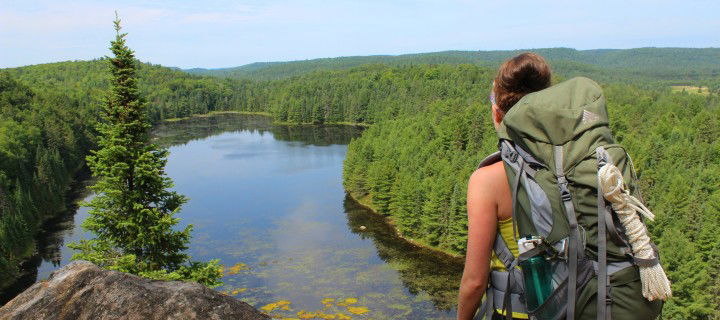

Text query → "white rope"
[598,163,672,301]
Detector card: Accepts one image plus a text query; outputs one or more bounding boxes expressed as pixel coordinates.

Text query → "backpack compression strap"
[554,146,580,320]
[596,147,611,320]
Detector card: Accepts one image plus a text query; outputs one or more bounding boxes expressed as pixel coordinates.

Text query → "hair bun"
[494,53,552,113]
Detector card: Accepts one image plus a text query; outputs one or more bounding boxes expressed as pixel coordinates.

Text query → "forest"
[186,48,720,85]
[1,48,719,318]
[0,60,253,290]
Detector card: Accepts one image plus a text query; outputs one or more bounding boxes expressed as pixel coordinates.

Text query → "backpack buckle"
[503,149,518,163]
[605,286,614,305]
[561,191,572,202]
[500,141,519,164]
[597,157,608,168]
[557,176,572,202]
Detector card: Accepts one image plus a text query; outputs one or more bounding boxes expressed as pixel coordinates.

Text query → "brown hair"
[493,52,552,113]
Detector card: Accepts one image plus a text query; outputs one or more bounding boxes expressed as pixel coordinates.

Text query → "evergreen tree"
[70,14,221,286]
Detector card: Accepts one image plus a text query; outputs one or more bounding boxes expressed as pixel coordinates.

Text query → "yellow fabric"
[490,217,528,319]
[496,308,530,319]
[490,217,519,271]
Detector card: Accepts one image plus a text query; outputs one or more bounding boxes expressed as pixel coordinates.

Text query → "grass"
[671,85,711,96]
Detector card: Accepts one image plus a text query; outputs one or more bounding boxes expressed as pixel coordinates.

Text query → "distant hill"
[184,47,720,83]
[2,59,258,123]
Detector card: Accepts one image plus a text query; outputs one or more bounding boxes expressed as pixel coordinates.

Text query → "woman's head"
[491,52,552,127]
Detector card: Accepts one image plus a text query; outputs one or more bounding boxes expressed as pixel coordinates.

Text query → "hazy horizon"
[3,46,719,71]
[2,0,718,69]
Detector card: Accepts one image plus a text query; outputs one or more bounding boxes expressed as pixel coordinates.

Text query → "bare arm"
[457,168,499,320]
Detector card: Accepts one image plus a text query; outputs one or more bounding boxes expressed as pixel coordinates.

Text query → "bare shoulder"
[467,161,505,212]
[468,161,506,192]
[466,161,506,226]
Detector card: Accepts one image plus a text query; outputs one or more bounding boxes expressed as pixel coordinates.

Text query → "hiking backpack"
[477,77,669,320]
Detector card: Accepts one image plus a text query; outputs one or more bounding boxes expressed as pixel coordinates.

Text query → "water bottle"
[518,236,553,311]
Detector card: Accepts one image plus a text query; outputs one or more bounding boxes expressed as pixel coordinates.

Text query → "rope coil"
[598,163,672,301]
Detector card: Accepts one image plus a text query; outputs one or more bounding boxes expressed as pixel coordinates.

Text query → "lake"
[5,114,464,319]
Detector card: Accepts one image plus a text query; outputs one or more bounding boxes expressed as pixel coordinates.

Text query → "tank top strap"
[491,217,520,271]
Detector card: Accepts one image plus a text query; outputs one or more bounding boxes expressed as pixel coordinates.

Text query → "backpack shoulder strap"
[493,233,515,270]
[476,150,528,319]
[477,151,502,169]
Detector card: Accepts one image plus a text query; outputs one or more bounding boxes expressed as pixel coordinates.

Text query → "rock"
[0,261,269,320]
[359,225,366,231]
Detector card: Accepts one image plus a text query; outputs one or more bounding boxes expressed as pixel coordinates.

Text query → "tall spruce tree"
[70,14,220,286]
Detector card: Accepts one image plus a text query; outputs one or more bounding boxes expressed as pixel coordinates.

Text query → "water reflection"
[153,113,364,148]
[3,114,463,319]
[0,176,93,305]
[343,194,464,311]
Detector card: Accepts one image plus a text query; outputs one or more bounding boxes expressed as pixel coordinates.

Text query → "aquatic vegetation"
[296,309,351,320]
[321,298,335,309]
[261,300,291,312]
[336,298,358,306]
[296,310,317,319]
[231,288,247,295]
[213,238,456,318]
[225,262,250,275]
[254,296,375,319]
[346,306,370,315]
[261,303,278,312]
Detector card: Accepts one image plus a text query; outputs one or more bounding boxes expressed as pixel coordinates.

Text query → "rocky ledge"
[0,261,269,320]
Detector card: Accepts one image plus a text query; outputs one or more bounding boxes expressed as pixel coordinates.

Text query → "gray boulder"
[0,261,269,320]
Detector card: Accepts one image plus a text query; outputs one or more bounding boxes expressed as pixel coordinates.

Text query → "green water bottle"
[518,236,553,311]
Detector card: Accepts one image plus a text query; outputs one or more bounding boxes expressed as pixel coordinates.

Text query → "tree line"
[186,48,720,85]
[1,54,719,318]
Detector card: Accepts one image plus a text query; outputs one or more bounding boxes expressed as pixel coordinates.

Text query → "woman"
[457,53,552,320]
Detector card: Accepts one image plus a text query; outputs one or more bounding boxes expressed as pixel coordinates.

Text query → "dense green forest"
[3,59,260,123]
[2,47,719,318]
[0,60,253,290]
[185,48,720,86]
[0,72,92,288]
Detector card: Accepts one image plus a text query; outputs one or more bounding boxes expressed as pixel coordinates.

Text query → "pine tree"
[70,14,221,286]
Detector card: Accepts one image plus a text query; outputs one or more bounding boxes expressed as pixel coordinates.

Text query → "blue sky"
[1,0,718,69]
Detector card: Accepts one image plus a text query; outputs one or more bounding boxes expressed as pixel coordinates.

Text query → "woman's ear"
[492,105,504,128]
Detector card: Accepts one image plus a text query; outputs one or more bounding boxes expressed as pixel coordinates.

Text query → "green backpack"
[478,77,665,320]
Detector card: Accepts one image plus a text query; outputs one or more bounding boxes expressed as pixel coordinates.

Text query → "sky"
[1,0,718,69]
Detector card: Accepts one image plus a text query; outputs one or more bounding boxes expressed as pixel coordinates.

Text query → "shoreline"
[163,110,272,122]
[345,191,465,260]
[163,110,372,127]
[0,166,93,301]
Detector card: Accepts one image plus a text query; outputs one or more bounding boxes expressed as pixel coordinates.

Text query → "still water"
[11,114,464,319]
